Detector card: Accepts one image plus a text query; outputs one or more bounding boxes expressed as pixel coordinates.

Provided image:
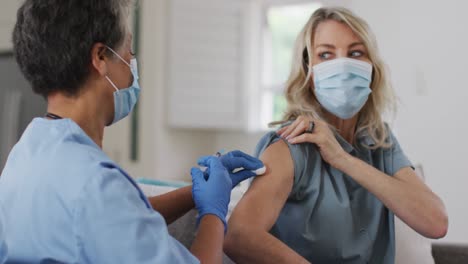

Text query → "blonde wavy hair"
[273,7,396,149]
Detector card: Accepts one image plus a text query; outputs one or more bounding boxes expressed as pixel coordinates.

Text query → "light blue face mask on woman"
[105,47,141,125]
[312,57,372,119]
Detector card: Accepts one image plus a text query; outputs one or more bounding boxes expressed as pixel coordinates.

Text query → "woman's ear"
[90,43,109,77]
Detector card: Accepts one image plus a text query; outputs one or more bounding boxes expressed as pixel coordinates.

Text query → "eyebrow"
[315,42,365,49]
[349,42,365,48]
[315,43,335,49]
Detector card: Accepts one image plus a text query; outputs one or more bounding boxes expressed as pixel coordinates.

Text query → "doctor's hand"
[277,115,348,168]
[199,150,265,188]
[191,157,231,231]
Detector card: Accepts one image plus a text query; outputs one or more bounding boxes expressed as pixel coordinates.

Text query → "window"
[259,2,322,129]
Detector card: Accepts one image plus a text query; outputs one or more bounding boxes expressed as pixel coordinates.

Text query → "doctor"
[0,0,264,263]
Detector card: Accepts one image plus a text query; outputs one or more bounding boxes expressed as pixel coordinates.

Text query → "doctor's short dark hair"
[13,0,135,98]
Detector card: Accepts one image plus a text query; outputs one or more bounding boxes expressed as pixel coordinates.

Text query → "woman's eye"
[319,52,332,60]
[349,50,364,57]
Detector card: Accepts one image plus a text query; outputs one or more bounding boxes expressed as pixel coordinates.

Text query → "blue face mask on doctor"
[312,57,372,120]
[105,46,141,125]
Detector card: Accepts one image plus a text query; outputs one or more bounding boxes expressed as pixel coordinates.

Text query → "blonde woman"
[224,7,448,264]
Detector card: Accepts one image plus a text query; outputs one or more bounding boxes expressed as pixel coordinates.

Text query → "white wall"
[0,0,20,52]
[102,0,467,243]
[348,0,468,244]
[104,0,216,182]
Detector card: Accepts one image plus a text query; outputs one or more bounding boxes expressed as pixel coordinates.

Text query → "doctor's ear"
[90,43,110,77]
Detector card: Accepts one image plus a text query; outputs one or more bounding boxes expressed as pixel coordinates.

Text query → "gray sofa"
[432,244,468,264]
[168,210,468,264]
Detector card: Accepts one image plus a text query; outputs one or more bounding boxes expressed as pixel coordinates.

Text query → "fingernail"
[285,136,291,140]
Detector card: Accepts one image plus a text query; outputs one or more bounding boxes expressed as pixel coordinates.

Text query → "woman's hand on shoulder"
[277,115,348,167]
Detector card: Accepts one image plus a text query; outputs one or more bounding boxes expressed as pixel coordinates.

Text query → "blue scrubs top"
[254,127,412,264]
[0,118,199,263]
[0,206,7,263]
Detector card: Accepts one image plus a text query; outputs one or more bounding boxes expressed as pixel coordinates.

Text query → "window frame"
[257,0,325,128]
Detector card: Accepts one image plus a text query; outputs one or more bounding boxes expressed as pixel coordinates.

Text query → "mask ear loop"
[105,76,120,92]
[104,46,133,92]
[106,46,132,68]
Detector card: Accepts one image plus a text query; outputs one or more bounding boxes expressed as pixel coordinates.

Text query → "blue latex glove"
[191,157,232,232]
[199,150,265,188]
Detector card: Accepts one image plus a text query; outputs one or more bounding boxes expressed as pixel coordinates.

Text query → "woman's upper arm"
[229,139,294,231]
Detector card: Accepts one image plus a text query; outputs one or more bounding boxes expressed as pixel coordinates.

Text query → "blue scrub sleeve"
[75,168,199,264]
[384,130,413,176]
[0,208,7,264]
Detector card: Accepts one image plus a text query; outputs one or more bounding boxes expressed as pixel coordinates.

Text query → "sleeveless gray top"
[254,127,412,264]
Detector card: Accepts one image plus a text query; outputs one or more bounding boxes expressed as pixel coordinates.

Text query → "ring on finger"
[305,121,314,133]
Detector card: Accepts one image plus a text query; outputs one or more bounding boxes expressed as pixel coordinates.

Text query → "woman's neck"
[46,90,108,148]
[324,112,358,144]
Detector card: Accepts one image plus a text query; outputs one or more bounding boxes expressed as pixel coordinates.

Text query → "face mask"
[312,57,372,119]
[105,47,141,125]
